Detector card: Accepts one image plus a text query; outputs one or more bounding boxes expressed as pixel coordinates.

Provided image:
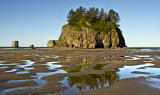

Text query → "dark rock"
[47,40,57,47]
[30,44,34,47]
[12,41,19,47]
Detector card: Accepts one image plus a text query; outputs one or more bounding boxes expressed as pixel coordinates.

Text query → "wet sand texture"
[0,48,160,95]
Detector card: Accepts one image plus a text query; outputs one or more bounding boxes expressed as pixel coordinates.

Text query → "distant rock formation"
[12,41,19,48]
[47,40,56,47]
[56,25,126,48]
[30,44,34,47]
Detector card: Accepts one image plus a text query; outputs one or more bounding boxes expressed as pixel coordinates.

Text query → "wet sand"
[0,48,160,95]
[78,77,160,95]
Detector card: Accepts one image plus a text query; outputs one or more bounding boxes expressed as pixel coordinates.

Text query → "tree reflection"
[67,69,119,90]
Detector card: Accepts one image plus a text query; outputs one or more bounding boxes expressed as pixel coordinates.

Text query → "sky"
[0,0,160,47]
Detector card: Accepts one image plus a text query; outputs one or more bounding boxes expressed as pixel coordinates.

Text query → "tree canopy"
[67,6,120,32]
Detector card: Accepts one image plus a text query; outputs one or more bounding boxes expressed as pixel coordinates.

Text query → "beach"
[0,48,160,95]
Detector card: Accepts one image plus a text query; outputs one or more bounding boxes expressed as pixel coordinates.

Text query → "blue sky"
[0,0,160,47]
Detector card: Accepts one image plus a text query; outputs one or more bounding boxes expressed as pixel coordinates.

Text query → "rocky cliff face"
[56,25,126,48]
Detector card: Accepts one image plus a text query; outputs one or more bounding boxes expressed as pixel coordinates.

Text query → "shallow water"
[17,60,35,68]
[1,53,160,94]
[5,69,17,73]
[0,60,66,94]
[145,78,160,89]
[55,55,160,94]
[15,60,35,74]
[59,70,119,95]
[46,61,61,69]
[0,66,8,68]
[57,62,160,94]
[118,63,159,79]
[0,61,6,63]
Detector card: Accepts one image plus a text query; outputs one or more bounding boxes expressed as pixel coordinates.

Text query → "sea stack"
[56,25,126,48]
[30,44,34,47]
[55,7,127,48]
[12,41,19,48]
[47,40,56,47]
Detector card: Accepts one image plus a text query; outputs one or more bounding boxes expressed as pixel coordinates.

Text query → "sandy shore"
[0,48,160,95]
[78,76,160,95]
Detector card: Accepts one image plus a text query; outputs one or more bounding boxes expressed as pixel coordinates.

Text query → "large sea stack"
[55,7,127,48]
[12,41,19,48]
[56,25,126,48]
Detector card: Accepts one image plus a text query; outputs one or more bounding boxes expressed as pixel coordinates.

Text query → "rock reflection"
[60,56,80,62]
[93,64,106,70]
[65,64,106,73]
[99,55,119,62]
[81,58,93,64]
[60,55,118,66]
[66,69,119,90]
[65,66,83,73]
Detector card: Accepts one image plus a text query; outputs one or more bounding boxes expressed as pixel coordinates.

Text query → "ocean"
[0,47,51,49]
[136,47,160,50]
[0,47,160,50]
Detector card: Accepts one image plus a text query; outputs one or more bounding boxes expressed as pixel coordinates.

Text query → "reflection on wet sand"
[59,69,119,95]
[55,64,120,95]
[67,70,119,89]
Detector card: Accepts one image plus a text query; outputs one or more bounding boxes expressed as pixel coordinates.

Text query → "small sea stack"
[47,40,56,47]
[12,41,19,48]
[30,44,34,48]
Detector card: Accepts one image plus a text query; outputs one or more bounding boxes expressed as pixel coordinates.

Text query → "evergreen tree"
[75,6,85,20]
[85,10,91,21]
[67,7,120,32]
[67,9,76,25]
[95,8,99,20]
[108,9,120,24]
[104,12,108,22]
[89,7,96,24]
[99,8,105,21]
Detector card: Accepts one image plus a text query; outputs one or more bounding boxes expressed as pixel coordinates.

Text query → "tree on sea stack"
[56,6,127,48]
[12,41,19,48]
